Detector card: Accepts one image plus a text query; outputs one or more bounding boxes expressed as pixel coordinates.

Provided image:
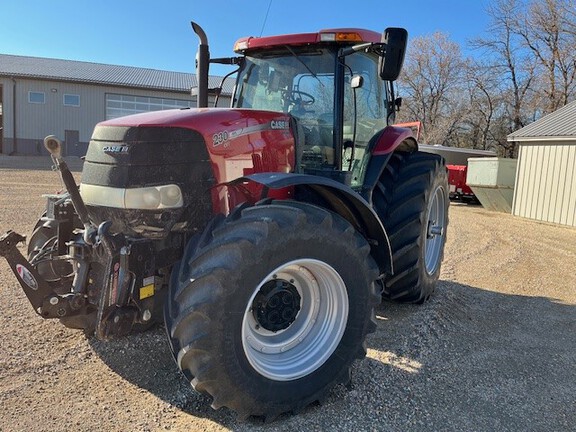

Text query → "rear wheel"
[373,151,449,303]
[165,202,380,420]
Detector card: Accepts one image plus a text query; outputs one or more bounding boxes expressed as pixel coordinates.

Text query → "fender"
[230,172,393,276]
[360,126,418,204]
[372,126,417,155]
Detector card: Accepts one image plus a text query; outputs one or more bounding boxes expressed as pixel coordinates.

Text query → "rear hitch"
[0,136,142,339]
[43,136,139,338]
[1,227,138,338]
[0,231,91,319]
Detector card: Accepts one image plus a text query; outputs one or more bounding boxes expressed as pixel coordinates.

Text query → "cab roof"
[234,28,381,53]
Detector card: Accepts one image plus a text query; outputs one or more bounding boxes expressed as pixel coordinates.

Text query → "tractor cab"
[209,28,407,189]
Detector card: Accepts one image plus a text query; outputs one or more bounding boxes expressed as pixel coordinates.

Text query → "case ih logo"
[103,145,129,155]
[270,120,289,130]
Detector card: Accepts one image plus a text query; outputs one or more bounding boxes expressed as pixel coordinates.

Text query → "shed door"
[64,130,80,157]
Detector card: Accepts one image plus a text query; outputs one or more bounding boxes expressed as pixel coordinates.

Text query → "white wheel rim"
[424,184,447,275]
[241,259,348,381]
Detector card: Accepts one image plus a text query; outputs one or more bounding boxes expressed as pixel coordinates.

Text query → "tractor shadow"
[88,280,576,430]
[88,326,240,427]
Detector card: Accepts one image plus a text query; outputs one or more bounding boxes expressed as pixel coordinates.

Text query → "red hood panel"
[97,108,296,212]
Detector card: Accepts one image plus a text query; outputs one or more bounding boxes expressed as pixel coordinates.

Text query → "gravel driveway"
[0,159,575,431]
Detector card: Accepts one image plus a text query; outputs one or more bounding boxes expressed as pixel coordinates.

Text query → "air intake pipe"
[191,21,209,108]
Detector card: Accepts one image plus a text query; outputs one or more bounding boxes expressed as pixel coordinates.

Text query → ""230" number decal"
[212,131,229,147]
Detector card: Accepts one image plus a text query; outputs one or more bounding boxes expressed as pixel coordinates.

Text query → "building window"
[28,91,45,104]
[105,93,193,120]
[64,94,80,107]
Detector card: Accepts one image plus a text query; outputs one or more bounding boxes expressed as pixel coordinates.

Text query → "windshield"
[234,47,336,114]
[234,47,388,188]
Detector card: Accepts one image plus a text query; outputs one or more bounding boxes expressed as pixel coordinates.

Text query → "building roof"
[0,53,234,95]
[508,100,576,142]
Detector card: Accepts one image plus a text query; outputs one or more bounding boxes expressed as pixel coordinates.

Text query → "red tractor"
[0,22,448,419]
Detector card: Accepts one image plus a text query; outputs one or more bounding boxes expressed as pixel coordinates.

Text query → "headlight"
[161,185,183,207]
[125,187,161,209]
[80,184,183,210]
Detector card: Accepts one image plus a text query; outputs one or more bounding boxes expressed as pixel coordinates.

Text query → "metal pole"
[11,77,17,155]
[191,22,209,108]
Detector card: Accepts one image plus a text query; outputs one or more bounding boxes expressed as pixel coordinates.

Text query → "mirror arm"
[210,57,243,65]
[339,42,385,58]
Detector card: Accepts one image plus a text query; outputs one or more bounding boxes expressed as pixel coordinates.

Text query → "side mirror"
[379,27,408,81]
[351,75,364,89]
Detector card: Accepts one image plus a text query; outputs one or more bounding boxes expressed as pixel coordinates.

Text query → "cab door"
[342,52,388,190]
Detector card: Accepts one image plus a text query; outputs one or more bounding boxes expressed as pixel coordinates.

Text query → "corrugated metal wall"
[16,79,109,147]
[1,77,230,156]
[512,141,576,227]
[0,78,14,138]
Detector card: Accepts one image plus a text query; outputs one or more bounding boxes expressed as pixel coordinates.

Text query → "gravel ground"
[0,157,575,431]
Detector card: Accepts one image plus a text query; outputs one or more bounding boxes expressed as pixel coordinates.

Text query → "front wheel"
[165,201,380,420]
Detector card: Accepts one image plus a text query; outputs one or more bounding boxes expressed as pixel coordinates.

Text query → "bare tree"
[395,0,576,156]
[515,0,576,112]
[471,0,537,156]
[396,32,467,145]
[462,60,500,151]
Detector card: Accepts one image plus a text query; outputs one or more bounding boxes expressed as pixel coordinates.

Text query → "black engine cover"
[81,125,215,238]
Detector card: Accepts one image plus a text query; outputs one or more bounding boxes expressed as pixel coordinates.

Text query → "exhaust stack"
[191,21,209,108]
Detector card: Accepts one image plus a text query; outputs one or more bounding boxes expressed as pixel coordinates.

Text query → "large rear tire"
[164,202,380,420]
[373,151,449,303]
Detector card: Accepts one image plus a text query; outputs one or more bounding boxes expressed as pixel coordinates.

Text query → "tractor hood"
[92,108,296,170]
[80,108,296,236]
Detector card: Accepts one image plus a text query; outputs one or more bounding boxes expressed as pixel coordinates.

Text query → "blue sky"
[1,0,490,76]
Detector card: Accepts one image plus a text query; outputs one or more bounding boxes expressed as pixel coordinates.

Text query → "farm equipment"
[0,22,448,419]
[447,164,477,203]
[419,145,496,204]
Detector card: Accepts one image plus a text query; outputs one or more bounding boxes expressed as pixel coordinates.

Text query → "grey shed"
[508,101,576,227]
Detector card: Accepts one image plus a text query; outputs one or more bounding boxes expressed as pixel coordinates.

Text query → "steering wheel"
[286,90,315,106]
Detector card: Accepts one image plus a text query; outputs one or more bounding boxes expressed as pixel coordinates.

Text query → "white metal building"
[508,100,576,227]
[0,54,233,157]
